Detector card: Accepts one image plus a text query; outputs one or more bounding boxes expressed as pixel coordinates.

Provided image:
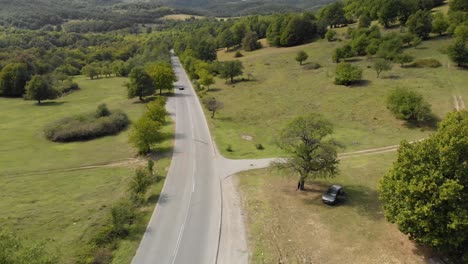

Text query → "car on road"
[178,86,185,90]
[322,184,345,205]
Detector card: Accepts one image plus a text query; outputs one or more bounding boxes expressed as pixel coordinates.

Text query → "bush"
[410,58,442,68]
[129,167,153,204]
[56,79,80,94]
[234,51,243,58]
[96,103,111,118]
[325,30,337,41]
[387,88,432,123]
[255,143,264,150]
[335,63,363,86]
[44,106,129,142]
[110,200,135,237]
[226,144,233,152]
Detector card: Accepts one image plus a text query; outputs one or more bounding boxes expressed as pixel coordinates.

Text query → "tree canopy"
[126,67,154,101]
[24,75,59,104]
[147,63,177,95]
[275,114,339,190]
[379,111,468,260]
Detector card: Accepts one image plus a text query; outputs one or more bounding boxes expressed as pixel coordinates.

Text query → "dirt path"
[2,158,146,177]
[453,95,466,111]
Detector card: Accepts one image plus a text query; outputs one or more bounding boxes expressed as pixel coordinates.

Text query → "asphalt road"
[132,53,221,264]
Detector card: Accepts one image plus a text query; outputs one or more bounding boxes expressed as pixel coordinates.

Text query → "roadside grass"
[238,152,432,263]
[0,76,174,263]
[208,35,465,159]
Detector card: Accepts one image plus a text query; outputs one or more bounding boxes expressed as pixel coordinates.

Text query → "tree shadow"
[207,88,222,92]
[147,192,169,205]
[339,184,384,220]
[381,74,401,80]
[402,115,439,130]
[36,101,66,106]
[348,80,371,87]
[344,58,363,63]
[216,116,233,122]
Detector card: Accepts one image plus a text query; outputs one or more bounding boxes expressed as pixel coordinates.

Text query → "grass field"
[207,34,466,159]
[238,152,434,263]
[0,76,173,263]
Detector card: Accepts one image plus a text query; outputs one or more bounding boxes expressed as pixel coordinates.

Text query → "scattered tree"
[129,116,163,154]
[145,97,167,124]
[379,111,468,260]
[386,88,432,123]
[395,53,414,67]
[358,13,372,28]
[242,31,261,51]
[219,60,244,83]
[81,64,99,80]
[295,50,309,65]
[126,67,154,101]
[447,39,468,67]
[147,63,177,95]
[275,114,339,191]
[24,75,59,104]
[129,167,153,204]
[335,63,363,85]
[431,12,449,36]
[110,200,135,236]
[205,97,224,118]
[198,70,215,90]
[406,10,432,39]
[373,58,392,78]
[333,44,354,62]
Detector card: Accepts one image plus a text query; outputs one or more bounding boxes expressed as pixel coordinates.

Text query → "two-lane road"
[132,53,221,264]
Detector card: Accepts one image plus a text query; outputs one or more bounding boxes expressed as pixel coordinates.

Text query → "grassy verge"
[238,152,432,263]
[205,35,465,159]
[0,76,174,263]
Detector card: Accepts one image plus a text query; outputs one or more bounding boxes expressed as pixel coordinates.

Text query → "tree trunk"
[139,95,143,101]
[38,99,41,104]
[297,178,305,191]
[211,110,215,118]
[230,76,234,83]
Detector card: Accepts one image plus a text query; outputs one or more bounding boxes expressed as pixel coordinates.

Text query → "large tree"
[126,67,154,101]
[406,10,432,39]
[219,60,244,83]
[24,75,58,104]
[379,111,468,260]
[147,63,177,95]
[129,116,163,154]
[275,114,339,190]
[0,63,30,97]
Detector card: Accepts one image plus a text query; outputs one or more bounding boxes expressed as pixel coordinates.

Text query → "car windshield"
[326,188,338,196]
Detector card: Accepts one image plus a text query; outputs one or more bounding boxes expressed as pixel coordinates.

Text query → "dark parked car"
[322,185,345,205]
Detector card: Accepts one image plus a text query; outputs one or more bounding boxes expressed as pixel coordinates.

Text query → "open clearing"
[0,76,173,263]
[208,35,467,159]
[238,152,433,263]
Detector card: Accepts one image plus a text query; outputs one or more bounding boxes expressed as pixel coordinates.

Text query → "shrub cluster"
[44,104,129,142]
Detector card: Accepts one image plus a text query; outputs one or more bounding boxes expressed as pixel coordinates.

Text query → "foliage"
[395,53,414,66]
[275,114,338,190]
[379,111,468,259]
[145,97,168,124]
[129,116,163,154]
[0,63,30,97]
[386,88,432,123]
[335,63,363,85]
[198,70,215,90]
[373,58,392,77]
[376,35,403,60]
[96,103,111,118]
[406,10,432,39]
[358,13,372,28]
[0,230,57,264]
[234,51,243,58]
[44,106,130,142]
[295,50,309,65]
[325,29,337,41]
[448,39,468,67]
[410,58,442,68]
[147,63,177,95]
[432,12,449,36]
[110,200,135,237]
[126,67,155,101]
[319,1,347,28]
[333,44,355,62]
[205,97,224,118]
[219,60,244,83]
[24,75,59,104]
[129,167,153,204]
[242,31,261,51]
